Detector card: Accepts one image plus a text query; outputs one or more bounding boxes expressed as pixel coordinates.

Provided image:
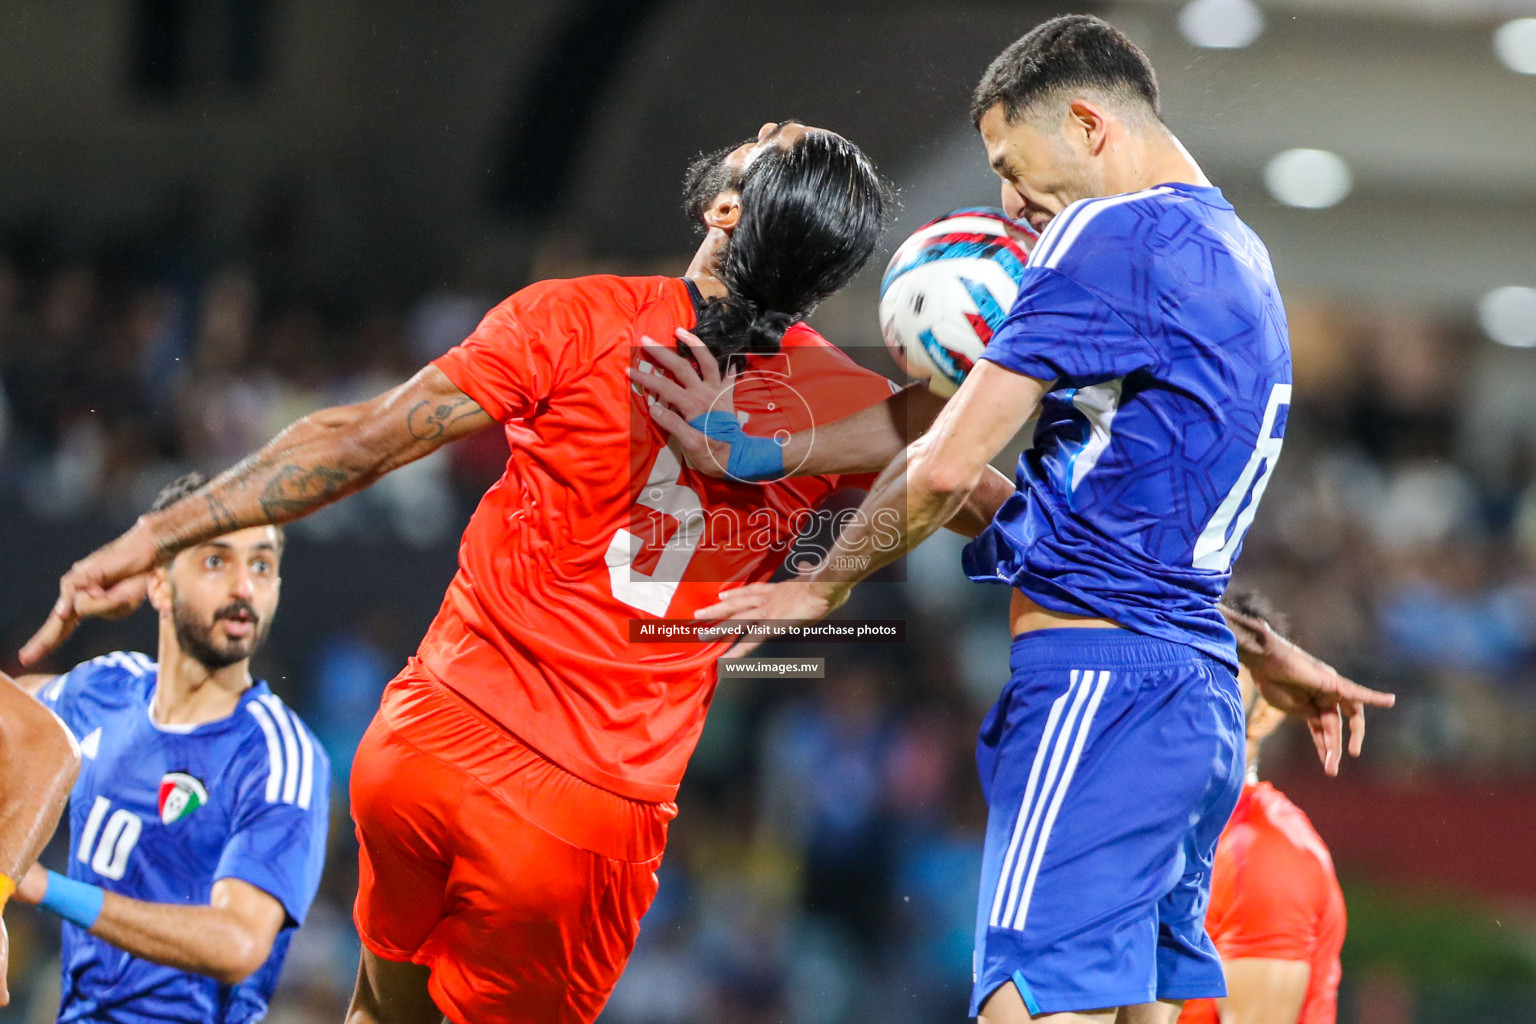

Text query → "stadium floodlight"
[1178,0,1265,49]
[1264,149,1352,209]
[1494,18,1536,75]
[1479,286,1536,348]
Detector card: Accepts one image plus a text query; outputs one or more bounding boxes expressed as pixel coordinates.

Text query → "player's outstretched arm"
[0,674,80,888]
[631,328,1015,537]
[22,365,494,665]
[947,464,1015,539]
[632,329,950,479]
[1221,604,1396,776]
[13,870,284,985]
[698,362,1049,654]
[0,674,81,1006]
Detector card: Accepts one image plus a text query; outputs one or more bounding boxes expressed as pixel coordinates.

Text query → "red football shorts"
[351,661,676,1024]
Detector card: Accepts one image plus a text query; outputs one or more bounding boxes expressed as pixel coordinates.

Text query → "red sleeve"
[432,280,584,422]
[1210,828,1327,962]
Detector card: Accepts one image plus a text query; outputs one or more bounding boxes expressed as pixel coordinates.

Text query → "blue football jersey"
[963,184,1292,669]
[36,652,331,1024]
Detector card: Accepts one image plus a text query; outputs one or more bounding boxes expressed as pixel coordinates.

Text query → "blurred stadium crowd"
[2,218,1535,1023]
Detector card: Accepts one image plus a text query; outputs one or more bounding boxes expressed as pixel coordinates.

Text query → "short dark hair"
[1223,588,1288,638]
[151,471,209,513]
[1226,588,1289,728]
[151,472,286,557]
[970,14,1160,126]
[684,126,892,369]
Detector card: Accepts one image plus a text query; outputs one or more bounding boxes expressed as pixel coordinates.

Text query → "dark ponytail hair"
[690,129,890,371]
[691,298,797,371]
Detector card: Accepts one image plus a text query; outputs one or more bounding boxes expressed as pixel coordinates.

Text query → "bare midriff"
[1010,588,1122,638]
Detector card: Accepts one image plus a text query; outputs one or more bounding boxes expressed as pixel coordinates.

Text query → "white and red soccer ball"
[878,207,1036,397]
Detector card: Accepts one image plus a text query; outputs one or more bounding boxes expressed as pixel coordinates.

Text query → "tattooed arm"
[185,366,489,534]
[22,366,493,663]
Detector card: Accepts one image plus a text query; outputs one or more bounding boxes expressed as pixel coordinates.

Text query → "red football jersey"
[1180,782,1347,1024]
[422,275,894,802]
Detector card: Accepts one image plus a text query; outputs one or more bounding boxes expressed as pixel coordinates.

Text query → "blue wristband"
[39,869,104,930]
[689,411,786,482]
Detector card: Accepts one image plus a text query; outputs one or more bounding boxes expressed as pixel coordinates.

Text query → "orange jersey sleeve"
[1207,820,1330,961]
[432,279,588,422]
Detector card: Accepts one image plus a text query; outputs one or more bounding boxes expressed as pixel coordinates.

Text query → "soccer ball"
[877,208,1036,397]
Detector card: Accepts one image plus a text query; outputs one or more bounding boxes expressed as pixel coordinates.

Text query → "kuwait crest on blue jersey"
[158,773,209,824]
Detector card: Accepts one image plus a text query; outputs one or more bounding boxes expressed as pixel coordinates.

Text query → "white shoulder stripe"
[1027,198,1091,268]
[289,706,316,811]
[102,651,149,677]
[259,695,302,805]
[246,702,285,803]
[1038,187,1175,271]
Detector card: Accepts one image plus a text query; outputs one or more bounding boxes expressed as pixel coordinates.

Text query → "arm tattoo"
[407,396,483,441]
[152,492,241,559]
[257,463,354,520]
[154,530,184,560]
[148,384,456,552]
[204,493,240,532]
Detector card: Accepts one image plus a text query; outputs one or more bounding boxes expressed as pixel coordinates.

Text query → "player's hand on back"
[1228,607,1396,777]
[695,579,845,658]
[22,527,158,666]
[629,329,739,479]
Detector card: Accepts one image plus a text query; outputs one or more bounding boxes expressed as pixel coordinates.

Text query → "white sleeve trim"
[1033,187,1174,271]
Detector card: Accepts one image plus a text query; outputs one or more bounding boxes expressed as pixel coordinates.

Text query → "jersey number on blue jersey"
[1192,383,1291,572]
[77,795,143,880]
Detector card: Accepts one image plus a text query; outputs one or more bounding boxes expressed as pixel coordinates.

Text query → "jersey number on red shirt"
[605,446,703,616]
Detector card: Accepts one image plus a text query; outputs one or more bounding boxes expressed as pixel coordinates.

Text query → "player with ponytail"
[682,122,890,371]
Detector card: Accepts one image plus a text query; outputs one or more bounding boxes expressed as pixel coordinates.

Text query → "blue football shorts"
[970,628,1245,1016]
